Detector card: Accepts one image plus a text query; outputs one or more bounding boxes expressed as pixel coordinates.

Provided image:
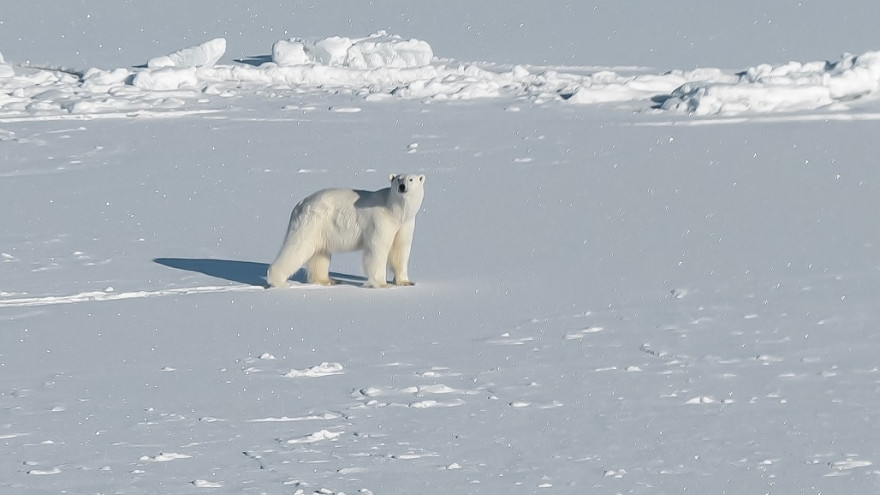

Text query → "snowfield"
[2,3,880,495]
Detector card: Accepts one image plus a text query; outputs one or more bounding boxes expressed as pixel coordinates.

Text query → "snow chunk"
[286,429,342,444]
[81,67,131,90]
[344,31,434,69]
[409,399,464,408]
[140,452,192,462]
[831,458,872,470]
[0,51,13,78]
[284,362,344,378]
[132,67,199,91]
[27,467,61,476]
[305,36,354,66]
[338,467,369,474]
[604,469,627,479]
[563,326,604,340]
[664,82,832,115]
[147,38,226,69]
[272,39,309,66]
[272,31,433,69]
[192,479,223,488]
[249,413,340,422]
[418,384,458,394]
[329,106,362,113]
[827,51,880,99]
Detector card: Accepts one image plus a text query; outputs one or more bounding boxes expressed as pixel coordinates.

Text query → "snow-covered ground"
[2,3,880,494]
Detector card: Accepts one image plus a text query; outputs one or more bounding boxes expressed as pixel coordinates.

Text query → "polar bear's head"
[390,173,425,194]
[389,174,425,215]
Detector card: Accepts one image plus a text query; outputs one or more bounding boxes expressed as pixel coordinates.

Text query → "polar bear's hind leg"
[307,251,336,285]
[267,230,318,288]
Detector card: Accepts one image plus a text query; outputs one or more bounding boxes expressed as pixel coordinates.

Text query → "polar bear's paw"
[394,280,415,287]
[364,281,392,289]
[267,277,291,289]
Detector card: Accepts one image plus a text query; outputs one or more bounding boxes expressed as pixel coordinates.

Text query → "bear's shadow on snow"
[153,258,366,287]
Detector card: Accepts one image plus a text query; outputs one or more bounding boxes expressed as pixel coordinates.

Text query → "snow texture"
[2,3,880,495]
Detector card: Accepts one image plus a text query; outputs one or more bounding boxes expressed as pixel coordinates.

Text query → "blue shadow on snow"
[153,258,366,287]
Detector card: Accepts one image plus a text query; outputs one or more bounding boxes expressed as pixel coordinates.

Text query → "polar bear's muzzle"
[398,183,407,193]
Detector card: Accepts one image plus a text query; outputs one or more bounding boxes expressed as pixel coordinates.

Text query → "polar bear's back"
[288,187,391,252]
[296,187,390,215]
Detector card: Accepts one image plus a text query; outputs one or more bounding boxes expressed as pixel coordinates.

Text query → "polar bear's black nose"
[398,183,407,193]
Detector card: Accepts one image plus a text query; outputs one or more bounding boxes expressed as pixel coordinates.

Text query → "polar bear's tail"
[267,219,318,288]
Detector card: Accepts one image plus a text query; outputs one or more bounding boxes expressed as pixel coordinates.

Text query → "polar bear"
[267,174,425,288]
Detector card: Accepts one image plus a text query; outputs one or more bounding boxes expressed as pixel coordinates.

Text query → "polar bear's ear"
[389,174,397,182]
[418,174,425,183]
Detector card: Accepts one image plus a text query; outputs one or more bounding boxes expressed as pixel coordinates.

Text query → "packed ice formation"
[2,33,880,119]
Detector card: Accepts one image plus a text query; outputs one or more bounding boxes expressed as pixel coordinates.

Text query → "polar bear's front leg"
[388,220,416,286]
[362,236,393,288]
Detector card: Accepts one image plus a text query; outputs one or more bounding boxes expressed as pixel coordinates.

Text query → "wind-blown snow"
[3,33,880,119]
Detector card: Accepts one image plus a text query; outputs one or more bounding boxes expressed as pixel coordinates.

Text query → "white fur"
[267,174,425,288]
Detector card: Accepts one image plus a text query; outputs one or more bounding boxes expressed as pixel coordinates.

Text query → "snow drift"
[1,33,880,118]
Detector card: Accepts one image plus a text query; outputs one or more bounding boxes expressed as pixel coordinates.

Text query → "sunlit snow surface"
[2,5,880,495]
